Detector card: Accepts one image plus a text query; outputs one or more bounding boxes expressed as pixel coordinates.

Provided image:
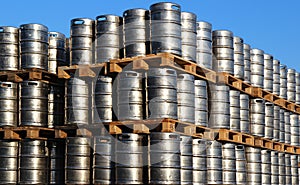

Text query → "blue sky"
[0,0,299,70]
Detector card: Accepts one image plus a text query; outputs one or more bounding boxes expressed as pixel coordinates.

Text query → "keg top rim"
[96,14,122,23]
[251,48,264,55]
[196,21,212,28]
[273,59,280,64]
[212,30,233,37]
[181,11,197,20]
[178,73,195,81]
[123,8,149,17]
[263,53,273,60]
[150,2,181,11]
[243,43,251,50]
[118,133,143,141]
[233,36,244,43]
[287,68,296,73]
[49,31,66,39]
[0,26,19,33]
[20,23,48,31]
[71,18,94,26]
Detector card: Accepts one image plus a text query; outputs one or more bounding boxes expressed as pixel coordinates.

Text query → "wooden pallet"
[110,53,217,83]
[218,72,300,114]
[107,119,212,139]
[0,68,59,83]
[57,63,107,79]
[0,127,57,140]
[213,129,255,146]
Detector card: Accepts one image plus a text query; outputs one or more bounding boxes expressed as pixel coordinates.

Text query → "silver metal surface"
[180,136,193,185]
[207,140,222,184]
[287,68,296,102]
[196,21,212,69]
[65,137,91,184]
[93,76,113,123]
[0,140,18,184]
[93,136,113,184]
[250,98,265,137]
[235,145,246,185]
[96,15,121,63]
[230,90,240,131]
[177,74,195,123]
[263,54,273,92]
[123,8,150,57]
[0,82,18,127]
[264,102,274,139]
[280,65,288,99]
[250,48,264,88]
[285,110,291,144]
[20,81,48,127]
[195,80,208,126]
[212,30,233,48]
[181,12,197,62]
[48,32,66,73]
[240,94,250,134]
[70,18,94,65]
[243,43,251,84]
[67,77,89,125]
[147,68,178,119]
[149,132,180,185]
[19,140,48,185]
[233,36,244,80]
[222,143,236,184]
[150,2,182,56]
[116,134,144,184]
[0,26,19,71]
[20,24,48,70]
[118,71,143,121]
[48,84,65,128]
[192,138,207,184]
[48,139,65,184]
[271,151,279,184]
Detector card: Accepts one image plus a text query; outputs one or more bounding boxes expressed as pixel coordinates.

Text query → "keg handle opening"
[171,5,180,11]
[72,20,85,25]
[123,12,128,17]
[125,72,138,77]
[27,82,38,86]
[99,139,109,143]
[255,99,264,103]
[97,16,107,21]
[1,83,11,88]
[0,28,3,32]
[166,70,175,75]
[119,134,131,140]
[49,33,58,38]
[169,134,178,139]
[236,145,244,150]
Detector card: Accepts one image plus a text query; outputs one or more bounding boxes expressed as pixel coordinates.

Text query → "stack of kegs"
[279,109,285,143]
[212,30,234,74]
[196,21,213,69]
[279,152,286,184]
[180,136,193,185]
[291,155,299,184]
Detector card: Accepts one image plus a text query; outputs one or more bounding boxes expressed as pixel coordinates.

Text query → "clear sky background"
[0,0,299,70]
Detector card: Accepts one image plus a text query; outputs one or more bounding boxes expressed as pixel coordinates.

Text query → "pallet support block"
[4,130,20,140]
[133,60,149,70]
[110,63,123,73]
[161,120,176,132]
[109,124,122,134]
[133,124,150,134]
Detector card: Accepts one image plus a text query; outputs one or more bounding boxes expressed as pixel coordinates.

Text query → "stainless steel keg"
[48,84,65,128]
[0,140,18,184]
[48,32,66,74]
[149,132,181,185]
[0,82,18,127]
[279,108,285,143]
[222,143,236,185]
[243,43,251,84]
[146,68,178,119]
[123,9,150,57]
[150,2,182,56]
[280,65,288,99]
[284,110,291,144]
[181,12,197,62]
[93,136,114,184]
[250,48,264,88]
[118,71,143,121]
[116,134,144,184]
[278,152,286,184]
[65,137,91,184]
[287,68,296,102]
[273,59,280,95]
[48,139,65,185]
[70,18,95,65]
[250,99,265,137]
[192,138,207,184]
[263,54,273,92]
[240,93,250,134]
[196,21,212,69]
[20,23,48,70]
[233,36,244,80]
[246,147,262,185]
[19,140,48,185]
[264,102,274,139]
[235,145,246,185]
[195,80,208,126]
[20,81,49,127]
[0,26,19,70]
[177,74,195,123]
[261,149,271,185]
[230,90,240,132]
[207,140,223,184]
[290,113,299,146]
[93,76,113,123]
[67,77,89,125]
[96,15,122,63]
[273,105,280,142]
[271,151,279,184]
[180,136,193,185]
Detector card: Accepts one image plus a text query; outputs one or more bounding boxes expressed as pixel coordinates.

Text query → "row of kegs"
[1,133,299,185]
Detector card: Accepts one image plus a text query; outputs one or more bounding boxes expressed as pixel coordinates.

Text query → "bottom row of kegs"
[0,133,299,185]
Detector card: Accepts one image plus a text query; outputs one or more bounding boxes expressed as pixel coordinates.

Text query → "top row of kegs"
[0,24,67,73]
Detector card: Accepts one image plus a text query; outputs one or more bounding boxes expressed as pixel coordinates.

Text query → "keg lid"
[150,2,181,12]
[96,14,121,23]
[118,133,142,141]
[251,48,264,55]
[94,136,112,143]
[0,81,17,88]
[234,36,244,44]
[119,70,143,78]
[181,11,197,21]
[212,30,233,37]
[263,53,273,60]
[265,102,274,106]
[296,72,300,77]
[20,23,48,32]
[123,8,149,17]
[147,68,177,77]
[97,76,112,83]
[0,26,19,33]
[287,68,296,74]
[21,80,48,88]
[243,43,251,50]
[273,59,280,65]
[71,18,94,26]
[49,31,66,40]
[66,137,91,145]
[192,138,206,144]
[68,77,87,85]
[194,79,207,86]
[150,132,180,140]
[196,21,212,31]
